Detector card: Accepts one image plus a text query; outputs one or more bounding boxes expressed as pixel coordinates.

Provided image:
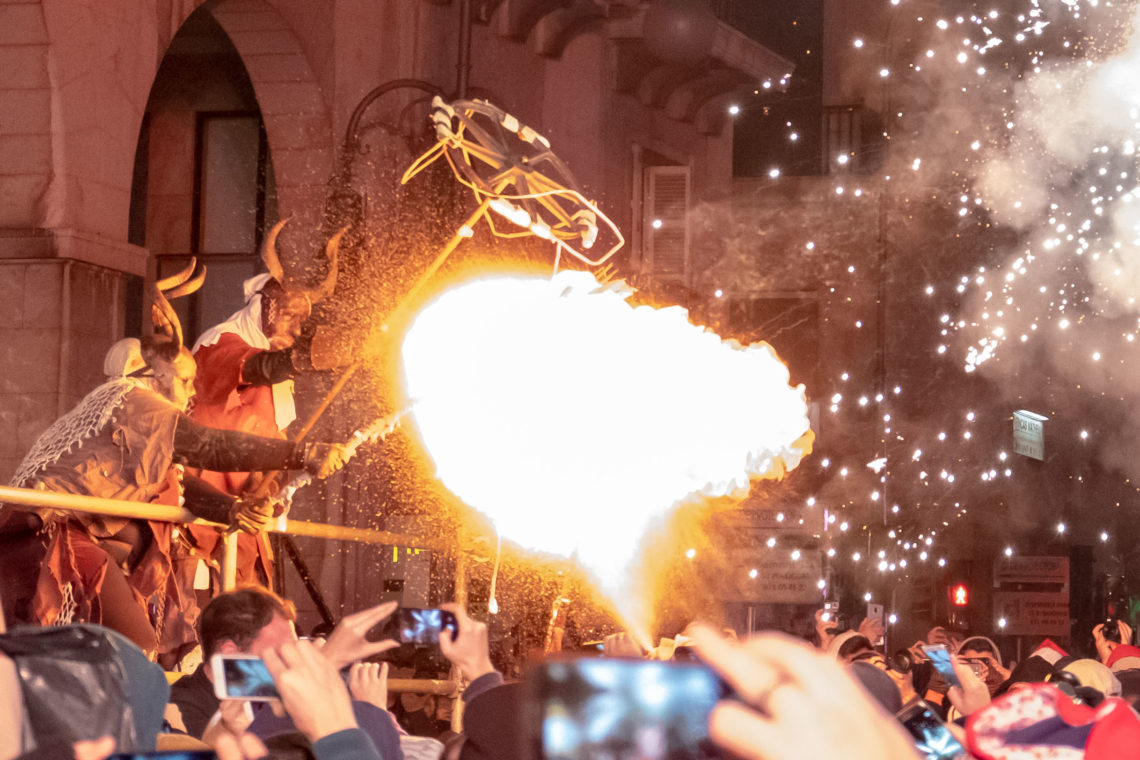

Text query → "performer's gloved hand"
[303,442,349,479]
[229,496,275,534]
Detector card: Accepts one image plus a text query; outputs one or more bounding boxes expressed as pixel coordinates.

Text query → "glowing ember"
[401,270,812,627]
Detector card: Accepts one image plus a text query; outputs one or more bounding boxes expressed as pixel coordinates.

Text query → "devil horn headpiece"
[259,219,343,305]
[149,257,206,352]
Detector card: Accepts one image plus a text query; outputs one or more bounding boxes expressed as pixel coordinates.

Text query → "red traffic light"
[949,583,969,607]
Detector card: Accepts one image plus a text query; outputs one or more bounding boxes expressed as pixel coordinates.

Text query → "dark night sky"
[727,0,825,176]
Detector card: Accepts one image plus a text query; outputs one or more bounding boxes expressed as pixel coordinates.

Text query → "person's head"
[958,636,1005,693]
[835,633,875,663]
[260,279,312,350]
[138,341,197,411]
[257,220,341,349]
[104,338,147,379]
[849,661,903,713]
[199,587,297,663]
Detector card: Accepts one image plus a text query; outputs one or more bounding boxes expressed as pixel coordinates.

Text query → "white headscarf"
[191,273,296,430]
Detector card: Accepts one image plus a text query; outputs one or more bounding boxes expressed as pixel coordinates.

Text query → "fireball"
[400,270,812,628]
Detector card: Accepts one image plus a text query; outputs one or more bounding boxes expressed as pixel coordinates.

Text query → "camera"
[1102,618,1122,644]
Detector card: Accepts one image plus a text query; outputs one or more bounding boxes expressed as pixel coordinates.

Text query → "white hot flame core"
[401,271,812,618]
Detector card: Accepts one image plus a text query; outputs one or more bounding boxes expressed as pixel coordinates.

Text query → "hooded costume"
[186,222,340,591]
[0,262,323,657]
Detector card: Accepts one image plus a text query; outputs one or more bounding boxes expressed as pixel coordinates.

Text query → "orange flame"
[401,271,812,630]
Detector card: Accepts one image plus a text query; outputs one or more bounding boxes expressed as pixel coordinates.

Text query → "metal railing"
[0,485,467,727]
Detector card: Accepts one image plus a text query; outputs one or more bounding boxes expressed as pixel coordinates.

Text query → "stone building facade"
[0,0,788,618]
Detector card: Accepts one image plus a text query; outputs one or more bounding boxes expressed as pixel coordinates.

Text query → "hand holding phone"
[438,603,496,682]
[381,607,459,645]
[526,658,726,760]
[895,700,968,760]
[921,645,960,689]
[210,654,279,701]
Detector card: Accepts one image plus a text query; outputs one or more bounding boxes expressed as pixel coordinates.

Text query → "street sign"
[993,555,1069,637]
[993,555,1069,588]
[1013,409,1048,461]
[993,591,1070,636]
[722,550,823,603]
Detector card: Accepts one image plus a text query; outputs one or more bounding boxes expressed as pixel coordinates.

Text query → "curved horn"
[304,228,345,304]
[164,265,207,299]
[149,286,184,351]
[260,220,288,284]
[156,257,198,292]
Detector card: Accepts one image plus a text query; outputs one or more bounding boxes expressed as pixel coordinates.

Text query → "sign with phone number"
[722,551,823,603]
[992,591,1070,636]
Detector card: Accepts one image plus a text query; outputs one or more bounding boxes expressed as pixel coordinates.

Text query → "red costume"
[190,327,289,588]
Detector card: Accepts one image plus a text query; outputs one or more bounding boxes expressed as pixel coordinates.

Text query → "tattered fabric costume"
[4,378,193,655]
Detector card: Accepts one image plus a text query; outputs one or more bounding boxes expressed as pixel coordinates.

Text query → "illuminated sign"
[1013,409,1047,461]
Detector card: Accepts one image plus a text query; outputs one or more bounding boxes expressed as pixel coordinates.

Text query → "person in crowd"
[956,635,1011,696]
[69,637,389,760]
[814,608,885,654]
[1094,620,1140,669]
[187,221,343,592]
[0,266,348,661]
[168,586,402,759]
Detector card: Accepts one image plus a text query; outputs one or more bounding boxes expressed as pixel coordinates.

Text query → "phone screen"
[921,645,960,688]
[527,658,725,760]
[896,701,966,760]
[212,654,279,700]
[383,608,460,645]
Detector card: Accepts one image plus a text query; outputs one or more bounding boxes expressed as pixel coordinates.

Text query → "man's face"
[208,613,297,682]
[245,613,298,657]
[264,291,311,350]
[154,349,197,411]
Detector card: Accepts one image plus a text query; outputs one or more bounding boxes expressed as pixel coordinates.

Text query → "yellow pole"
[0,486,445,549]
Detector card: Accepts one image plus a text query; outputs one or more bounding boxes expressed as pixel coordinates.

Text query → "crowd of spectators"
[3,584,1140,760]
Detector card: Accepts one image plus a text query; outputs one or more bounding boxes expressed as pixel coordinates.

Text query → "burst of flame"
[400,270,813,630]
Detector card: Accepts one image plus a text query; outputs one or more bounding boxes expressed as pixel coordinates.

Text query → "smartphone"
[210,653,279,701]
[381,607,459,646]
[525,657,727,760]
[896,700,968,760]
[958,658,987,679]
[921,645,960,689]
[866,603,885,646]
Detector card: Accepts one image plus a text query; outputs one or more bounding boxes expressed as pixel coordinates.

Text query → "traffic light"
[947,580,971,629]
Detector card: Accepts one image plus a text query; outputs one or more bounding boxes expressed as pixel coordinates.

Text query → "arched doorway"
[130,8,277,345]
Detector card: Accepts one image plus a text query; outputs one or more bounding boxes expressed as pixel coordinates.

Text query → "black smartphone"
[210,653,279,701]
[109,752,218,759]
[896,700,968,760]
[921,644,960,689]
[525,657,727,760]
[381,607,459,645]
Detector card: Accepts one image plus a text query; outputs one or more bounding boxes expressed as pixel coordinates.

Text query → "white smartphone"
[867,603,885,645]
[210,653,279,701]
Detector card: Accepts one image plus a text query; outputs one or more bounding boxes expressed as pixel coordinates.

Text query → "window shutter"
[644,165,691,280]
